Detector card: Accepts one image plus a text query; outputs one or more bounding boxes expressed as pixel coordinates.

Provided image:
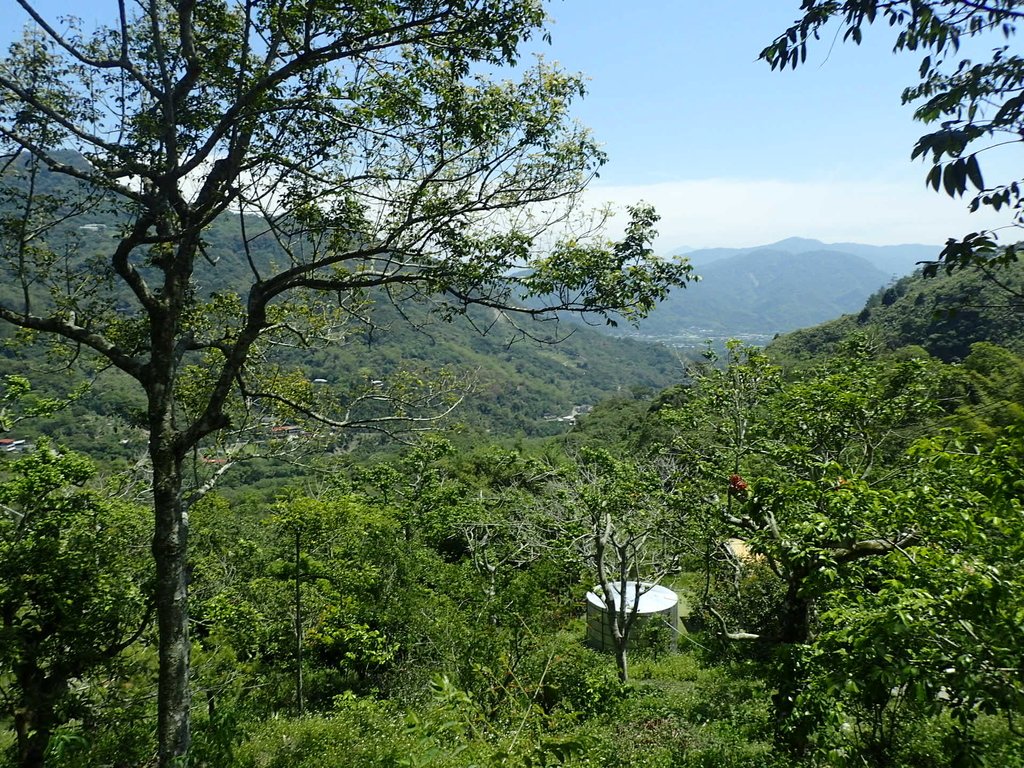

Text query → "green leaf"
[942,161,965,197]
[965,154,984,191]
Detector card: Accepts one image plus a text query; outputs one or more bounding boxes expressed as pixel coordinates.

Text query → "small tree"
[660,341,782,606]
[562,449,679,682]
[0,445,151,768]
[761,429,1024,764]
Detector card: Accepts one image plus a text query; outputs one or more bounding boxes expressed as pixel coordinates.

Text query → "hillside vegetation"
[636,249,888,335]
[6,327,1024,768]
[5,154,1024,768]
[770,259,1024,362]
[0,157,686,462]
[5,2,1024,763]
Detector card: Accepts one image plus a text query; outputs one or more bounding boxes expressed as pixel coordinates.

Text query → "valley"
[3,2,1024,768]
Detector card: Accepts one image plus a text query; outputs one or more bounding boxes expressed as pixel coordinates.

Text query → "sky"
[539,1,1013,250]
[1,0,1016,251]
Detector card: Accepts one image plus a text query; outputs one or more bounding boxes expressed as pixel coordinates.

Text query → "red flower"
[728,474,749,499]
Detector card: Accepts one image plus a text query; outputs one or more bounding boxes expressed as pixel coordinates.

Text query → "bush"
[522,634,625,720]
[232,698,409,768]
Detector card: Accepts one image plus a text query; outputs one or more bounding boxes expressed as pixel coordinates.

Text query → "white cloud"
[582,177,1011,251]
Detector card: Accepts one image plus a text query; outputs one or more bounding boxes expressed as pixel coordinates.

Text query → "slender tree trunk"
[294,529,304,715]
[613,641,629,683]
[595,515,630,682]
[151,424,191,766]
[145,230,199,767]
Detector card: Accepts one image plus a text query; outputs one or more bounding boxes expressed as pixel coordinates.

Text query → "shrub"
[232,698,408,768]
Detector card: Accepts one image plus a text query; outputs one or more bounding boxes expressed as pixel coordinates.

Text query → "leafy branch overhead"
[762,1,1024,272]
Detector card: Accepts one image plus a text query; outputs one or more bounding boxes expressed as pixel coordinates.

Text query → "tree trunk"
[152,435,191,767]
[13,668,65,768]
[614,641,629,683]
[779,579,812,645]
[772,578,814,754]
[15,708,52,768]
[145,232,199,767]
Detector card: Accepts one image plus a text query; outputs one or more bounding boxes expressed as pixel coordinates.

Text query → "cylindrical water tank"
[585,581,679,652]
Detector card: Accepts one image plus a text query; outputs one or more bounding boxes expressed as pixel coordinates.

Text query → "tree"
[653,341,965,751]
[0,3,692,763]
[764,1,1024,274]
[659,342,782,607]
[0,445,151,768]
[774,428,1024,766]
[561,448,679,682]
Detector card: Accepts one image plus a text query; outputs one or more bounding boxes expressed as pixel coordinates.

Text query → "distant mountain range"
[618,238,942,341]
[671,237,938,276]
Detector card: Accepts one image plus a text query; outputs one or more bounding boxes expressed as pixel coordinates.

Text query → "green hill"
[623,247,892,339]
[768,260,1024,362]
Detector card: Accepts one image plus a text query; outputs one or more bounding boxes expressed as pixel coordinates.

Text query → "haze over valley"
[607,237,939,346]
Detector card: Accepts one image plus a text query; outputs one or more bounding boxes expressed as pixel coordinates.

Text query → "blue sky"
[539,1,1011,250]
[2,1,1012,250]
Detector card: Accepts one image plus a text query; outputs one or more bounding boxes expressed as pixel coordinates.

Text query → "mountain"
[671,237,939,275]
[281,300,688,437]
[1,297,687,467]
[768,260,1024,363]
[0,158,688,460]
[628,238,945,343]
[625,246,893,340]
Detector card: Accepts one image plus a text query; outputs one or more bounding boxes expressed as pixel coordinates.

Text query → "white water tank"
[585,581,679,652]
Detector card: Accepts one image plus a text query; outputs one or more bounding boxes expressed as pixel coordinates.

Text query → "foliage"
[641,338,1019,754]
[782,428,1024,765]
[189,489,424,713]
[769,262,1024,364]
[766,336,961,479]
[3,335,1024,767]
[233,698,411,768]
[0,374,84,432]
[956,340,1024,431]
[523,634,626,721]
[0,3,696,762]
[0,444,151,767]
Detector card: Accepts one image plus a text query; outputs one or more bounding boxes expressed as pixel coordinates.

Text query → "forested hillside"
[615,239,939,343]
[6,331,1024,768]
[770,260,1024,362]
[0,155,686,465]
[4,1,1024,767]
[628,248,890,336]
[0,298,684,468]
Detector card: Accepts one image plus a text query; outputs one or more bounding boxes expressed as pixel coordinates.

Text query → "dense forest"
[5,314,1024,767]
[3,1,1024,767]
